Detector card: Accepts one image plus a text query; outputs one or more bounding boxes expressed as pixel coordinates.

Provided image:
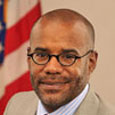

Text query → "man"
[4,9,115,115]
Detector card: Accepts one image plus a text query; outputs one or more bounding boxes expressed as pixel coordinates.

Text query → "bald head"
[31,9,95,49]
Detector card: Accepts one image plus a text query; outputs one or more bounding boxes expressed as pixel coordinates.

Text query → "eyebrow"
[62,49,79,55]
[34,47,48,52]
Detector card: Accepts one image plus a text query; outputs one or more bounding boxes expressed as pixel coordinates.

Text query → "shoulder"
[95,93,115,115]
[4,91,38,115]
[7,91,38,105]
[10,91,38,101]
[86,89,115,115]
[76,87,115,115]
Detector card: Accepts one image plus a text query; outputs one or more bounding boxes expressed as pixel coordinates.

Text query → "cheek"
[66,63,82,78]
[72,59,88,76]
[29,62,44,83]
[30,62,44,74]
[73,67,82,76]
[65,60,88,84]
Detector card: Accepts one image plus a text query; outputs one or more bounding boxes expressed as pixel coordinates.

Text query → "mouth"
[38,79,71,90]
[40,80,70,85]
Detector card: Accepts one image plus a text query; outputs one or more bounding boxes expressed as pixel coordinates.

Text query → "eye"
[35,53,48,58]
[33,52,49,64]
[60,54,76,60]
[59,53,76,65]
[64,54,75,59]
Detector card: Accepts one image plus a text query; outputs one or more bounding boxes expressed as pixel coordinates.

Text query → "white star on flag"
[0,22,3,31]
[0,42,3,52]
[0,0,2,6]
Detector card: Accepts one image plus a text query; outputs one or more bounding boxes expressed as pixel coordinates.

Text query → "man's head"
[27,9,98,112]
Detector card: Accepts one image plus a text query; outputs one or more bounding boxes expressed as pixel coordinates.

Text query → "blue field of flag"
[0,0,6,64]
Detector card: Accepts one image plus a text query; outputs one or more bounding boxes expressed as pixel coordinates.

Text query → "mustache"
[37,75,72,84]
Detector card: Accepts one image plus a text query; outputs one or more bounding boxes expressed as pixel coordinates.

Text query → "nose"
[44,56,63,74]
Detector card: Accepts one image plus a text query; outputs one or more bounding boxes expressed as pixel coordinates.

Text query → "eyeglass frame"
[27,49,93,66]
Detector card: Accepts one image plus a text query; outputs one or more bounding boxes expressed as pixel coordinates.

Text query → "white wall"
[41,0,115,105]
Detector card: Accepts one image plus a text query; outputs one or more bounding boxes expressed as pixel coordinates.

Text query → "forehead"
[30,20,90,53]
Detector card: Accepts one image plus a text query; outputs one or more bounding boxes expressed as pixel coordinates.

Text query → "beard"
[30,73,87,111]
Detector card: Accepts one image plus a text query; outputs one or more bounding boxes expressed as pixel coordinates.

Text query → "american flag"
[0,0,41,114]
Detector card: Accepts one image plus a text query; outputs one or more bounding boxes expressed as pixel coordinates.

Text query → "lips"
[38,78,71,90]
[39,80,69,85]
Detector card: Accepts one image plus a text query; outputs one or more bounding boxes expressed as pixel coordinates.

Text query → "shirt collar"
[37,84,89,115]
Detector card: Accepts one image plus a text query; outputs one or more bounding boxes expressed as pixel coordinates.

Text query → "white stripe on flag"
[0,41,29,98]
[7,0,39,28]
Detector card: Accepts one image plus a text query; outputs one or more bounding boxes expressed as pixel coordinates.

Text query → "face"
[28,20,97,112]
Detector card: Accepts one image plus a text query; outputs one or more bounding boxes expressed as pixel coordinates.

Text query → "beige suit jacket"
[4,88,115,115]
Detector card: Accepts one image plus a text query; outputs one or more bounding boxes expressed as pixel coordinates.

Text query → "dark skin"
[28,10,98,113]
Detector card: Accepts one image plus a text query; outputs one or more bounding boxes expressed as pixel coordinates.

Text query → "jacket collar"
[74,86,99,115]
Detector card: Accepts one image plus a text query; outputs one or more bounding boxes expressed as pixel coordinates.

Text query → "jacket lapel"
[24,91,38,115]
[74,88,99,115]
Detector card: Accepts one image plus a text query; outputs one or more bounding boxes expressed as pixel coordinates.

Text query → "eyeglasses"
[27,50,93,66]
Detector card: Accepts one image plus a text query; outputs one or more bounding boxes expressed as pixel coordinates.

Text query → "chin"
[38,89,75,111]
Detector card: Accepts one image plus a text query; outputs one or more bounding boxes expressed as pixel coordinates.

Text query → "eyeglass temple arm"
[77,50,94,58]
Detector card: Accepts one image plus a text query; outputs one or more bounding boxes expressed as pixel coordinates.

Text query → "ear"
[27,46,31,54]
[27,47,31,68]
[88,51,98,75]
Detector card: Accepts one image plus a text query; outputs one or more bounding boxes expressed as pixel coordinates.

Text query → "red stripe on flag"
[0,71,32,115]
[5,3,41,56]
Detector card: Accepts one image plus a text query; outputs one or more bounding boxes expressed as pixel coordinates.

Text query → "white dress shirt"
[37,84,89,115]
